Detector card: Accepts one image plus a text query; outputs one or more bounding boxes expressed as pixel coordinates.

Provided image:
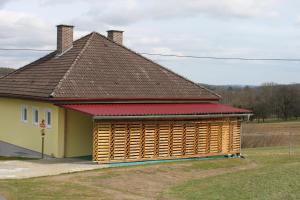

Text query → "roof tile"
[0,32,220,100]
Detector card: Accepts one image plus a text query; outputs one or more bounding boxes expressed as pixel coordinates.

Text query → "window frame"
[32,107,39,126]
[21,105,28,123]
[45,109,52,128]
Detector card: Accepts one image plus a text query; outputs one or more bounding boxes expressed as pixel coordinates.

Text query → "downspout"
[64,109,68,158]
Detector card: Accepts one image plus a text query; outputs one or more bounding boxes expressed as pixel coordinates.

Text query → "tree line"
[0,67,14,77]
[206,83,300,122]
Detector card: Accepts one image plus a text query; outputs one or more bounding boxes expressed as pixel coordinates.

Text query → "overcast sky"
[0,0,299,85]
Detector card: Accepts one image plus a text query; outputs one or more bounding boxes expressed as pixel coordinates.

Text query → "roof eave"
[52,97,220,104]
[0,94,220,103]
[93,113,253,120]
[0,93,50,102]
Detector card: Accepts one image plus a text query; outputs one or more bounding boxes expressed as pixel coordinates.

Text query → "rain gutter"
[93,113,252,120]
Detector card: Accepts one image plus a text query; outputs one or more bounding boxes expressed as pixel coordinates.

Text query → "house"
[0,25,251,163]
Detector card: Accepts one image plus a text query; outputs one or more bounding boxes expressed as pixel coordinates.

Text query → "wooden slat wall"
[210,123,219,153]
[232,120,241,152]
[172,124,183,156]
[129,123,141,159]
[93,123,110,162]
[144,124,155,158]
[113,123,126,160]
[198,123,208,154]
[158,124,169,157]
[221,121,230,153]
[93,118,241,163]
[185,123,195,156]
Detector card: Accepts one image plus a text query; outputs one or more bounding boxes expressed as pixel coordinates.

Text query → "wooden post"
[125,124,130,159]
[140,124,145,159]
[194,123,199,155]
[168,123,174,157]
[154,124,160,157]
[182,124,186,156]
[218,123,223,153]
[206,124,211,153]
[109,124,115,160]
[229,122,234,152]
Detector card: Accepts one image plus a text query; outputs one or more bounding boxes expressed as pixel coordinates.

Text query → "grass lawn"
[0,147,299,200]
[0,156,36,161]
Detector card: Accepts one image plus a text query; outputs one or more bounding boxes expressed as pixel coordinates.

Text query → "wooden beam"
[109,124,115,160]
[206,123,211,154]
[140,123,145,158]
[182,124,186,156]
[154,123,159,157]
[168,123,174,157]
[194,123,199,154]
[125,123,130,159]
[218,122,223,153]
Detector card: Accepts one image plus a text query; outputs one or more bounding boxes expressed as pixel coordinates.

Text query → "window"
[46,110,52,128]
[21,105,28,123]
[32,108,39,126]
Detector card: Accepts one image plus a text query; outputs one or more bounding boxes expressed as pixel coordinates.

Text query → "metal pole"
[288,132,291,159]
[42,137,44,159]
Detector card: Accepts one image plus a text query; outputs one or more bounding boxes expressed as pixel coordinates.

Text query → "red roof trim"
[60,103,251,117]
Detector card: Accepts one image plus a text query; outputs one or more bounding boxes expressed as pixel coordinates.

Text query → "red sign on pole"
[40,119,46,129]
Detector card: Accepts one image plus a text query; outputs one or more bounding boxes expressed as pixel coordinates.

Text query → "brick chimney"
[57,25,74,55]
[107,30,123,45]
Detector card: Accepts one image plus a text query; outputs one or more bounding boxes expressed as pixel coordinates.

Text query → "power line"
[140,53,300,62]
[1,47,300,62]
[0,48,54,52]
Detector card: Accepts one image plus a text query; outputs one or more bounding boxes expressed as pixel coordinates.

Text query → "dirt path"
[44,160,258,200]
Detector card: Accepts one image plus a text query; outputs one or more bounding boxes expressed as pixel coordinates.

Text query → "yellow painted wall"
[65,110,93,157]
[0,97,65,157]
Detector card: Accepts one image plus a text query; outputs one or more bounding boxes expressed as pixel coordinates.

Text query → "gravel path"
[0,158,107,179]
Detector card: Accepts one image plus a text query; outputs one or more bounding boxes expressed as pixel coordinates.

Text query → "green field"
[0,146,299,200]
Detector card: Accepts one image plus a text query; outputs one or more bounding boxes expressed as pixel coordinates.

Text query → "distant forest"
[205,83,300,122]
[0,67,14,77]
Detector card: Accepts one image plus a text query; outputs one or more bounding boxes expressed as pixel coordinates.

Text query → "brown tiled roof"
[0,32,220,100]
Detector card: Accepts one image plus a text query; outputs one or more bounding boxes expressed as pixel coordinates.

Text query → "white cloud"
[296,16,300,25]
[0,10,56,68]
[0,0,12,8]
[0,0,298,85]
[71,0,280,27]
[125,36,161,47]
[151,47,183,56]
[0,10,54,48]
[0,56,32,68]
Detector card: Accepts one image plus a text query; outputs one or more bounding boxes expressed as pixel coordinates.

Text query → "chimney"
[107,30,123,45]
[57,25,74,55]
